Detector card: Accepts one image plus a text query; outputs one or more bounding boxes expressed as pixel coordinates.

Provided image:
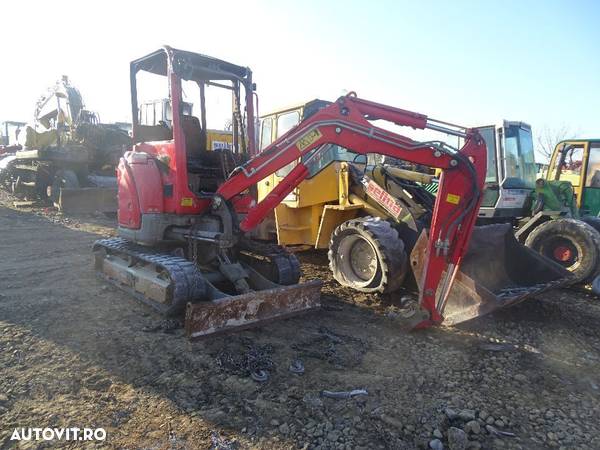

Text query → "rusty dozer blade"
[185,280,322,340]
[411,223,573,326]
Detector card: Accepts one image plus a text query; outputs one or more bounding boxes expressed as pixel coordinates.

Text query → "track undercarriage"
[93,235,321,339]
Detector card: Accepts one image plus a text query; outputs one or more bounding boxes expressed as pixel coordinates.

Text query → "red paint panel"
[117,156,141,229]
[118,151,165,229]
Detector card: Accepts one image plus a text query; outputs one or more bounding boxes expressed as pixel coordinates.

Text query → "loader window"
[477,126,498,184]
[303,145,366,178]
[273,111,301,177]
[277,111,300,138]
[554,145,584,186]
[503,125,536,189]
[260,117,273,150]
[585,143,600,187]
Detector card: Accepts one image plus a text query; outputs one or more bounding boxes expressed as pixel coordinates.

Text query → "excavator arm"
[215,94,487,327]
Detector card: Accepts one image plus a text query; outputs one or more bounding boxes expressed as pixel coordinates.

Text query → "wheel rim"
[349,238,378,281]
[541,237,579,268]
[335,233,380,287]
[552,245,573,262]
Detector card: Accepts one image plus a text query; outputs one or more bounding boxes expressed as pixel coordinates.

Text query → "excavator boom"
[210,94,488,327]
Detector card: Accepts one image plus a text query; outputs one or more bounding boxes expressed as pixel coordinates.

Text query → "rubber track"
[93,237,206,315]
[239,239,301,285]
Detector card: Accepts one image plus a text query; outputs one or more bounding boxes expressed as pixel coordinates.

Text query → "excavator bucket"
[410,224,573,325]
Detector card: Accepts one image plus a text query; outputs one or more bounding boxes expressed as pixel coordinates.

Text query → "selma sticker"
[446,193,461,205]
[181,197,194,207]
[296,129,323,152]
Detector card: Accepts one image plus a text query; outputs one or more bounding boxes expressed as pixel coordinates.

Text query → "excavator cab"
[96,47,321,339]
[129,48,253,199]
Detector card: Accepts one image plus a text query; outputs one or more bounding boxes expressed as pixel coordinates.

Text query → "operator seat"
[181,115,204,157]
[181,115,226,192]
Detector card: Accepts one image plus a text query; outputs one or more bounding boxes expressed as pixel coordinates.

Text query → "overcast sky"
[1,0,598,153]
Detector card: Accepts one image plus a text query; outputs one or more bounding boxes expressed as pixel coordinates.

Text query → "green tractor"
[542,139,600,294]
[474,126,600,284]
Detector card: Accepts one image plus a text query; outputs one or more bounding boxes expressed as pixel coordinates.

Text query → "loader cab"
[258,99,366,179]
[256,100,368,246]
[476,121,537,219]
[547,139,600,216]
[124,46,256,226]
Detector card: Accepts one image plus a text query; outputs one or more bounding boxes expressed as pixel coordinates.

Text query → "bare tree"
[536,124,578,161]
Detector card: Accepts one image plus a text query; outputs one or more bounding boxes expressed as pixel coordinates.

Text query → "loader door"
[581,142,600,215]
[477,125,500,209]
[548,141,586,210]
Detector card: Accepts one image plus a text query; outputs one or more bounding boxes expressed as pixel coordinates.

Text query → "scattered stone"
[478,411,488,421]
[429,438,444,450]
[303,393,323,409]
[433,428,444,439]
[0,395,8,404]
[464,420,480,435]
[380,414,402,429]
[327,431,341,442]
[494,419,505,428]
[458,410,476,422]
[448,427,468,450]
[514,374,527,383]
[279,423,289,435]
[270,419,280,427]
[445,408,459,420]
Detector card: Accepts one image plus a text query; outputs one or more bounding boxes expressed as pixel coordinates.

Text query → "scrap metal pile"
[0,76,130,212]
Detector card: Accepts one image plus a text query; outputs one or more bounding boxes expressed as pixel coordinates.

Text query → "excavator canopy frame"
[129,46,256,154]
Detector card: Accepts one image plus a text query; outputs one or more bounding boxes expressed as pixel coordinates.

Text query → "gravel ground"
[1,191,600,450]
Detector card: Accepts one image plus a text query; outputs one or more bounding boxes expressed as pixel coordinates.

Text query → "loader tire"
[581,215,600,234]
[525,218,600,284]
[49,169,79,204]
[328,217,408,293]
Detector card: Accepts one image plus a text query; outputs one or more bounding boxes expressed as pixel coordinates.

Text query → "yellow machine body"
[257,100,395,248]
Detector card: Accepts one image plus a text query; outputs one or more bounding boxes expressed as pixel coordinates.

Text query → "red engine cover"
[118,151,164,229]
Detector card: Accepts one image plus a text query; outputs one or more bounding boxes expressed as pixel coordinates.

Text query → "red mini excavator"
[95,47,553,339]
